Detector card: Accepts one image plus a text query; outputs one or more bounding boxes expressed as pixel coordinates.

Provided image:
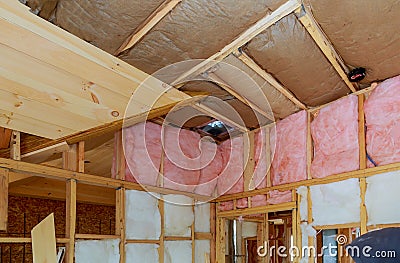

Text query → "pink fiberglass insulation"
[251,128,268,207]
[311,95,359,178]
[163,126,201,192]
[123,122,162,186]
[270,110,308,186]
[195,139,223,196]
[268,190,292,205]
[217,136,247,211]
[364,75,400,167]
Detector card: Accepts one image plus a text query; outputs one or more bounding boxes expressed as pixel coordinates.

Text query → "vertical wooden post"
[116,188,126,263]
[159,199,165,263]
[358,94,368,234]
[65,179,77,263]
[210,203,216,263]
[0,168,9,231]
[216,217,225,263]
[78,141,85,173]
[10,131,20,161]
[306,112,313,180]
[307,187,314,263]
[115,130,126,262]
[191,203,195,263]
[266,127,272,201]
[244,131,255,208]
[291,190,299,263]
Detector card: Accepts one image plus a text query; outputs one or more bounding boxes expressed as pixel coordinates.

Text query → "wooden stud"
[217,202,296,218]
[0,168,8,231]
[243,131,256,191]
[65,179,77,263]
[358,94,368,234]
[307,112,312,180]
[171,0,301,85]
[0,237,69,243]
[235,51,307,110]
[210,203,217,263]
[75,234,120,239]
[10,130,20,161]
[78,141,85,173]
[295,6,357,93]
[215,217,226,263]
[115,0,182,54]
[307,187,314,263]
[158,198,165,263]
[116,188,126,263]
[191,203,195,263]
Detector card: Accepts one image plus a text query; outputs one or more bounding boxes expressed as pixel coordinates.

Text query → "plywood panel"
[31,213,57,263]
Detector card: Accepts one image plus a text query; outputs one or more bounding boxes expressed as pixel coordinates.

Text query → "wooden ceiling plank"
[295,6,357,93]
[0,4,184,103]
[0,89,101,131]
[0,109,76,139]
[115,0,183,55]
[0,128,11,149]
[171,0,301,85]
[234,51,307,110]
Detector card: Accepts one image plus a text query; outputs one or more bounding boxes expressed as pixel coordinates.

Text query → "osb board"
[120,0,287,74]
[306,0,400,84]
[245,14,349,106]
[4,196,115,238]
[31,213,57,263]
[55,0,165,54]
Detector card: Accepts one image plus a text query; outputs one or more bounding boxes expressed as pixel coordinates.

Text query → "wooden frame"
[115,0,182,55]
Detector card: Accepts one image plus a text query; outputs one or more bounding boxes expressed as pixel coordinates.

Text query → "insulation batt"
[217,136,246,210]
[311,95,359,178]
[364,75,400,167]
[269,111,307,204]
[195,139,223,196]
[163,126,201,192]
[251,128,268,207]
[122,122,162,186]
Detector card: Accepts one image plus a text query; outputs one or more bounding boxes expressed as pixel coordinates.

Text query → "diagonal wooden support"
[295,4,357,93]
[234,51,307,110]
[171,0,301,86]
[115,0,182,55]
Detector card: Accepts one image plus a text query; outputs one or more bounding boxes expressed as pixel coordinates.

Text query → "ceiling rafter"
[114,0,182,55]
[233,50,307,110]
[295,4,358,93]
[171,0,302,86]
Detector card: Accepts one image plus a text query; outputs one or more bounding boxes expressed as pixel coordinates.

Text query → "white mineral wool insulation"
[300,223,316,263]
[242,222,258,238]
[297,186,308,221]
[125,243,159,263]
[195,240,211,263]
[164,241,192,263]
[75,239,120,263]
[366,171,400,225]
[164,194,194,237]
[194,202,210,232]
[310,179,360,226]
[125,190,161,240]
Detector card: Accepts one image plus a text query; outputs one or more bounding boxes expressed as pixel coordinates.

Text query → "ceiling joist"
[115,0,182,55]
[234,51,307,110]
[295,5,358,93]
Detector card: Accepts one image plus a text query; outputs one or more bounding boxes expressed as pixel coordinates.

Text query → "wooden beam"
[234,51,307,110]
[115,0,182,54]
[171,0,301,86]
[0,168,8,231]
[65,179,77,263]
[215,160,400,202]
[21,142,69,163]
[0,1,191,139]
[0,127,11,149]
[295,5,357,93]
[0,237,69,243]
[358,94,367,234]
[217,202,296,218]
